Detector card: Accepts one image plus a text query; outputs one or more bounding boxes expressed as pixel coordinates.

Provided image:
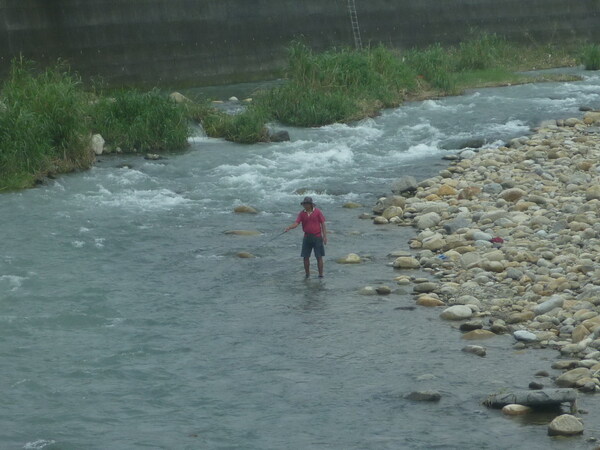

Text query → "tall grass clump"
[200,104,270,144]
[0,59,93,189]
[455,32,507,71]
[91,89,189,152]
[403,43,456,93]
[256,42,418,127]
[580,44,600,70]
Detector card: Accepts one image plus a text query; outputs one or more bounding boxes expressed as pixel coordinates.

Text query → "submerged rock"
[337,253,362,264]
[375,285,392,295]
[440,305,473,320]
[462,345,486,357]
[91,134,105,155]
[224,230,261,236]
[405,390,442,402]
[269,130,290,142]
[462,330,496,340]
[233,205,258,214]
[547,414,584,436]
[502,404,532,415]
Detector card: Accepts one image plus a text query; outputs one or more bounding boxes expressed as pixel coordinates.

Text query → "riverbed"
[2,68,600,449]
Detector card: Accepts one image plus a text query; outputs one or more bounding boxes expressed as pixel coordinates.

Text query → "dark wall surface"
[1,0,599,87]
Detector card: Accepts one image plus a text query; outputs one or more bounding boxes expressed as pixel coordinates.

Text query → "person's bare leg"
[317,257,324,277]
[304,258,310,278]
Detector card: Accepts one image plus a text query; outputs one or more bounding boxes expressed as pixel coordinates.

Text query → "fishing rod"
[256,230,287,249]
[237,230,287,258]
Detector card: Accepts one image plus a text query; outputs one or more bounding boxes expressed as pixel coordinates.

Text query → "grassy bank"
[1,35,597,191]
[195,34,588,143]
[0,59,191,191]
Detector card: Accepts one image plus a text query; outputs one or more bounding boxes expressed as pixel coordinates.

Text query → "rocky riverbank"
[372,110,600,436]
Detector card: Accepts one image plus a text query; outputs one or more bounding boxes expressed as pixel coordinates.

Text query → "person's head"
[301,196,315,211]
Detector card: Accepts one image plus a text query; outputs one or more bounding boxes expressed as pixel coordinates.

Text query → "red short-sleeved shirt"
[295,208,325,237]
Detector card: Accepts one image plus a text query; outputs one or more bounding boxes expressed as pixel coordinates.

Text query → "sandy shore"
[369,110,600,430]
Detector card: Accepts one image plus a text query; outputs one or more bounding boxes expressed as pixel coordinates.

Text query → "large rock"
[234,205,258,214]
[169,91,192,103]
[585,185,600,201]
[462,345,487,357]
[412,282,437,293]
[556,368,591,387]
[416,295,445,307]
[269,130,291,142]
[547,414,584,436]
[337,253,361,264]
[483,389,577,410]
[421,235,446,251]
[513,330,537,343]
[534,295,564,316]
[502,404,532,415]
[462,330,496,340]
[393,257,420,269]
[391,176,418,194]
[382,206,404,220]
[500,188,526,202]
[572,324,591,343]
[91,133,105,155]
[415,212,442,230]
[583,111,600,125]
[440,305,473,320]
[373,196,406,214]
[405,390,441,402]
[444,217,473,234]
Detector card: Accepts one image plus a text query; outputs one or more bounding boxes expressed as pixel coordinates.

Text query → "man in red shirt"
[285,196,327,278]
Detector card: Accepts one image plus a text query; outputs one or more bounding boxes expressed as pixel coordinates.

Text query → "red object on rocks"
[490,237,504,244]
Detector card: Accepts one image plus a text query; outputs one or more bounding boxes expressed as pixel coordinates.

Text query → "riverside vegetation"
[1,35,599,190]
[0,59,189,191]
[201,36,597,138]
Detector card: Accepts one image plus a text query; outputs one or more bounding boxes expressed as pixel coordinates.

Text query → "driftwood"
[483,389,577,413]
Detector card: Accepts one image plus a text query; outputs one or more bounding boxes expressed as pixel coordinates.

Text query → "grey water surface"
[3,69,600,449]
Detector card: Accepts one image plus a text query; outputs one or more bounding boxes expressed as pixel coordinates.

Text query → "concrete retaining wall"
[1,0,599,87]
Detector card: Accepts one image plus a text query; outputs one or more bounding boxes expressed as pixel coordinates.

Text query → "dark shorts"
[301,234,325,258]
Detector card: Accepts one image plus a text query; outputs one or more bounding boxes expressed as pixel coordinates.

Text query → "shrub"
[580,44,600,70]
[257,42,418,126]
[200,105,270,144]
[0,58,93,189]
[91,89,189,152]
[404,44,456,93]
[455,32,507,71]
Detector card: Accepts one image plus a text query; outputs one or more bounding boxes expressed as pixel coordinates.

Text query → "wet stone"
[405,390,442,402]
[528,381,544,390]
[459,320,484,332]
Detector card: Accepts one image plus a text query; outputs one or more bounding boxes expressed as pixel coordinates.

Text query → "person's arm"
[285,222,299,232]
[321,221,327,245]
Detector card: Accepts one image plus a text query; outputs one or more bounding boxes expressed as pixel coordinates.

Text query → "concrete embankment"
[1,0,599,86]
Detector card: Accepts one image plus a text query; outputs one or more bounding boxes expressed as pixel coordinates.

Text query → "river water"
[2,69,600,449]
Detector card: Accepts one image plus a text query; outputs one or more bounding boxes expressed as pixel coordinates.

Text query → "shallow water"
[3,69,600,449]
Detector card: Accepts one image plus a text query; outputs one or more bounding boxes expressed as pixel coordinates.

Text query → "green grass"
[580,44,600,70]
[0,58,192,191]
[252,42,418,127]
[184,100,270,144]
[178,35,587,142]
[90,89,190,152]
[200,105,270,144]
[0,59,93,189]
[1,36,596,190]
[403,43,457,94]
